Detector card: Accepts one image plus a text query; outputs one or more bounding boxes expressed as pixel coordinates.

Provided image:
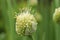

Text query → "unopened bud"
[53,7,60,24]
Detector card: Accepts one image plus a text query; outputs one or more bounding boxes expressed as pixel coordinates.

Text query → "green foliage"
[0,0,60,40]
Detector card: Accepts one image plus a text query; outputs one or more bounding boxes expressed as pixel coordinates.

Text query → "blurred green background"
[0,0,60,40]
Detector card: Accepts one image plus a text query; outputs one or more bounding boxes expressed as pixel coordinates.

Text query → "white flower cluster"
[53,7,60,23]
[16,10,37,36]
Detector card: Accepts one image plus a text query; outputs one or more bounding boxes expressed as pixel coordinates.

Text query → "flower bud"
[53,7,60,23]
[34,12,42,22]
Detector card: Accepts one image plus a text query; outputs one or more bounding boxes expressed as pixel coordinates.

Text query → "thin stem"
[28,35,33,40]
[27,0,30,8]
[53,0,60,40]
[54,0,60,8]
[23,35,33,40]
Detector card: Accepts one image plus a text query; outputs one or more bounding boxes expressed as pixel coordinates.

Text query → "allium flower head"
[16,8,37,36]
[53,7,60,23]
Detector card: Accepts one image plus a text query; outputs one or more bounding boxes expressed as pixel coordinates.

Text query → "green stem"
[53,0,60,40]
[54,24,60,40]
[28,35,33,40]
[54,0,60,8]
[1,0,17,40]
[23,35,33,40]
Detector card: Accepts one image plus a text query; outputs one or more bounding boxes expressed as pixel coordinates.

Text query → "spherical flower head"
[53,7,60,24]
[16,9,37,36]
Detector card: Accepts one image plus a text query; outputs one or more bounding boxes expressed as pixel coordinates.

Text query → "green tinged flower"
[53,7,60,23]
[16,8,37,36]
